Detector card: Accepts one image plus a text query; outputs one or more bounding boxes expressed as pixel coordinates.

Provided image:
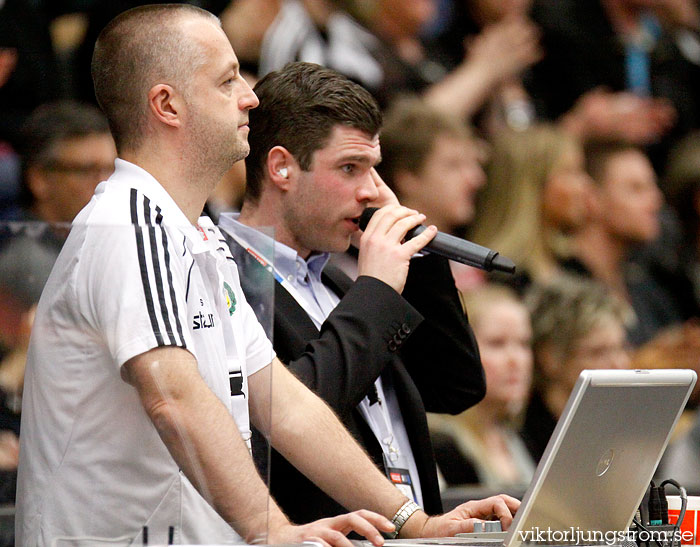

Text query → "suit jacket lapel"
[321,262,353,298]
[274,281,320,339]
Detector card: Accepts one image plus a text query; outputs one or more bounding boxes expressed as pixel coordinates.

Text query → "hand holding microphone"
[359,207,515,274]
[355,205,438,293]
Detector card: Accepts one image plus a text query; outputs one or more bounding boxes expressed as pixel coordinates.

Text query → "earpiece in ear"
[278,167,288,178]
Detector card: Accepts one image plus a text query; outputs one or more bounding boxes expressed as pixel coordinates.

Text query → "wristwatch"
[387,499,422,539]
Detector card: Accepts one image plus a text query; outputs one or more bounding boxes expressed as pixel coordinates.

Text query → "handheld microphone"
[358,207,516,274]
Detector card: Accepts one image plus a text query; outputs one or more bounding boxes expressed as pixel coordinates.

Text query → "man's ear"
[147,84,182,128]
[267,146,298,190]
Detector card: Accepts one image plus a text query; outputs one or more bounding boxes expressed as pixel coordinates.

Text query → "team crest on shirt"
[223,282,236,315]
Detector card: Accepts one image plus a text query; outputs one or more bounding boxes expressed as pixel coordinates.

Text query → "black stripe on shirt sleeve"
[143,196,178,346]
[156,206,186,347]
[130,188,165,346]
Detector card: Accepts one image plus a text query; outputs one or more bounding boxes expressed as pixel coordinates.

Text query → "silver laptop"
[381,368,697,547]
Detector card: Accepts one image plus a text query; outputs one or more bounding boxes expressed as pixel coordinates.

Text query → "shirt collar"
[219,212,331,284]
[105,158,207,251]
[306,251,330,281]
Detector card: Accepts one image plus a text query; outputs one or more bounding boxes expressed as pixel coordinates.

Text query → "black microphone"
[358,207,516,274]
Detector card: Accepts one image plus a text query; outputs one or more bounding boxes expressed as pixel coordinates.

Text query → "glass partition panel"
[10,220,275,545]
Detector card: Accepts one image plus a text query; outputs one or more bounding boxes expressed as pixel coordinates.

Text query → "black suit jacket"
[227,235,485,523]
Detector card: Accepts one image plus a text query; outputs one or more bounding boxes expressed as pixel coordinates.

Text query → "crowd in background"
[1,0,700,517]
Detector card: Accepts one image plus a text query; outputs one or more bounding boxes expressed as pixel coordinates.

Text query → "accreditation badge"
[386,464,417,503]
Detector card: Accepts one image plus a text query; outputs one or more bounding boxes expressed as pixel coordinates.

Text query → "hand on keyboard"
[417,494,520,538]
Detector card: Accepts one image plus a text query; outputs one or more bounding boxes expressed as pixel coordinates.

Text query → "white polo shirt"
[16,159,274,546]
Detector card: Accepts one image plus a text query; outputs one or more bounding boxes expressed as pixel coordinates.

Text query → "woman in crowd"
[521,275,631,461]
[469,124,593,292]
[429,284,535,490]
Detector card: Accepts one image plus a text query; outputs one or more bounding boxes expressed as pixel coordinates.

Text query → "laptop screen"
[505,369,696,547]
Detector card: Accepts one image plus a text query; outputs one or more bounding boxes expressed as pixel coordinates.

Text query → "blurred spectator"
[425,0,536,69]
[257,0,383,90]
[528,0,700,165]
[257,0,541,117]
[423,0,678,144]
[7,100,116,224]
[572,137,700,405]
[429,284,535,489]
[522,275,631,461]
[378,97,485,234]
[377,96,487,289]
[468,124,593,291]
[363,0,541,112]
[423,0,544,135]
[566,140,684,346]
[662,130,700,314]
[631,320,700,407]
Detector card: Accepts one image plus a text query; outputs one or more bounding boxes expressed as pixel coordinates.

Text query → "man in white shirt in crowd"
[16,5,518,546]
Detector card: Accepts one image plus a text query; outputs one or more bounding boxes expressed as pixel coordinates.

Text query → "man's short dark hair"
[377,96,470,193]
[91,4,219,152]
[19,101,109,168]
[18,100,110,207]
[245,62,382,203]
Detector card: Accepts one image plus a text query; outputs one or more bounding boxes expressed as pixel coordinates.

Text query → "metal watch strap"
[387,499,422,539]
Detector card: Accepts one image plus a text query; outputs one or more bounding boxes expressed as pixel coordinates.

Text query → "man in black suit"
[219,62,491,526]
